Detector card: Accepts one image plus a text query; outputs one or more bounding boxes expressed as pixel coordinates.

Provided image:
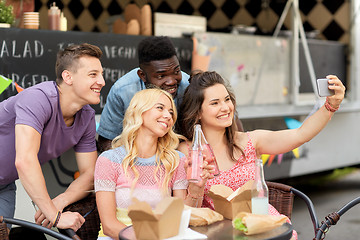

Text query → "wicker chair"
[267,181,320,236]
[0,216,79,240]
[267,181,295,219]
[58,193,100,240]
[0,195,98,240]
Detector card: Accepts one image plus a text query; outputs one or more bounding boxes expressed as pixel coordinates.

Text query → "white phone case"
[316,78,334,97]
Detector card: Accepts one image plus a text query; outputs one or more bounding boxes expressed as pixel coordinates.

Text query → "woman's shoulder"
[235,131,250,146]
[175,149,186,159]
[99,146,126,162]
[177,140,191,155]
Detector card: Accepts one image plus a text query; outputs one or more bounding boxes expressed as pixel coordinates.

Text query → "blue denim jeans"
[0,182,16,229]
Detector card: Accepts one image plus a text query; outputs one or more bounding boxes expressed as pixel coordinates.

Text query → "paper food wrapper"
[184,206,224,227]
[207,180,254,220]
[233,212,287,235]
[128,197,184,240]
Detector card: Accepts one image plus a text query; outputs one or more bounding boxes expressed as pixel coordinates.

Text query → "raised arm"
[253,75,345,155]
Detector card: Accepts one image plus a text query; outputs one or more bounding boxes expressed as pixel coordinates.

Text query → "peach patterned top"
[202,132,279,215]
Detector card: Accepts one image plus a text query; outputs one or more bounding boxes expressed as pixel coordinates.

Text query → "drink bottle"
[186,124,203,182]
[199,127,220,176]
[251,158,269,215]
[186,124,221,182]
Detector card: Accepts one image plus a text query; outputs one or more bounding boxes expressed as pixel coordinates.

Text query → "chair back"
[0,219,9,240]
[267,181,295,219]
[59,193,100,240]
[0,216,74,240]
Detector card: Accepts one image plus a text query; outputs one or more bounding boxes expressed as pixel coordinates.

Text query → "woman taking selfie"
[178,71,344,211]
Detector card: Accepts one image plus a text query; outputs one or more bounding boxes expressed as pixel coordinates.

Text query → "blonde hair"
[112,88,180,194]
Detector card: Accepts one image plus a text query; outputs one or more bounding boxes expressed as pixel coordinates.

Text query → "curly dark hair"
[138,36,177,65]
[178,71,244,161]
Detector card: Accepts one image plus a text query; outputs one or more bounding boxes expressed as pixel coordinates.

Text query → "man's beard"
[144,82,178,98]
[144,82,160,90]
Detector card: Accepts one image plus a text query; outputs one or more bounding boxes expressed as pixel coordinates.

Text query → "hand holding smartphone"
[316,78,335,97]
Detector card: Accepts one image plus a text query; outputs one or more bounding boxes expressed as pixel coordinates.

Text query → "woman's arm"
[251,75,345,155]
[96,191,127,239]
[174,186,204,208]
[177,141,214,207]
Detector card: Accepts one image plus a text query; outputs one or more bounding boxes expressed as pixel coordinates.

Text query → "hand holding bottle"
[186,124,220,182]
[184,159,214,186]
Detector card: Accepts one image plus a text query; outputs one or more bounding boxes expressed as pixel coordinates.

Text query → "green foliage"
[0,0,15,24]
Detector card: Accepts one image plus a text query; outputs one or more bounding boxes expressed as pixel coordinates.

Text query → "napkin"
[164,228,207,240]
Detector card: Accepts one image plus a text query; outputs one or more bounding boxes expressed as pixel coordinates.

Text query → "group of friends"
[0,36,345,240]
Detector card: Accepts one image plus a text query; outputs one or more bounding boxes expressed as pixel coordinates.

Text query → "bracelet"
[188,195,204,202]
[187,191,204,201]
[324,98,339,112]
[52,211,61,228]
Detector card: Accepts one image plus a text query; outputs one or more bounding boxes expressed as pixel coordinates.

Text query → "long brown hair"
[178,71,244,161]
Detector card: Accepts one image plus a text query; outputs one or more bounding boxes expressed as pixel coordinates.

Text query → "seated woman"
[94,88,211,239]
[177,71,345,239]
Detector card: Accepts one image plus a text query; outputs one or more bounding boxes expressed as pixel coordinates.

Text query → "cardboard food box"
[128,197,184,240]
[207,180,254,220]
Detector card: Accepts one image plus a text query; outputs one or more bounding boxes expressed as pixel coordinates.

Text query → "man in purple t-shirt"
[0,43,105,233]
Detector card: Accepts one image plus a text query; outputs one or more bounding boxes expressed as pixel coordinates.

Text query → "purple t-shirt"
[0,81,97,185]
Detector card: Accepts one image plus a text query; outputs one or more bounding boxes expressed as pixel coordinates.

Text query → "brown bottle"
[48,2,60,30]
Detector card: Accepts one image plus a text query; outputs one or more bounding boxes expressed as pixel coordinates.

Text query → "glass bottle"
[186,124,203,182]
[186,124,221,182]
[199,127,220,176]
[251,158,269,215]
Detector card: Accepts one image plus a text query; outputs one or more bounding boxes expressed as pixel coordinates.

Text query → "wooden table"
[119,219,293,240]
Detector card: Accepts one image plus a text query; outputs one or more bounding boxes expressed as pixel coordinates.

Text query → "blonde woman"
[94,88,209,239]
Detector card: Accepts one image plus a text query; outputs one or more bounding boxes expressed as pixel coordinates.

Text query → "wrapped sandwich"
[232,212,287,235]
[184,206,224,226]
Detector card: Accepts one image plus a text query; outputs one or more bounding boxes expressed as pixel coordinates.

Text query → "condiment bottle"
[60,12,67,31]
[199,126,220,176]
[48,2,60,30]
[186,124,204,182]
[251,158,269,215]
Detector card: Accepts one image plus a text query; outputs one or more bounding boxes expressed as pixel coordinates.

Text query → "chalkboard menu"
[0,28,193,114]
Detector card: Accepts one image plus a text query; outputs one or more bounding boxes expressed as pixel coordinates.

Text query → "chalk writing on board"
[1,40,44,58]
[103,68,128,83]
[5,73,49,88]
[0,28,193,114]
[103,45,137,59]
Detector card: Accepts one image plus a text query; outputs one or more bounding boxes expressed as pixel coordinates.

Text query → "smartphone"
[316,78,335,97]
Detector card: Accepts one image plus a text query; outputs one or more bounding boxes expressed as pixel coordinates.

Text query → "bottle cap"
[49,2,60,13]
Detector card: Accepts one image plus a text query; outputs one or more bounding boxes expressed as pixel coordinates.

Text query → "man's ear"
[137,68,146,83]
[62,70,73,85]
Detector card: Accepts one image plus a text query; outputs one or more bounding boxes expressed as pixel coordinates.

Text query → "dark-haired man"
[97,36,190,152]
